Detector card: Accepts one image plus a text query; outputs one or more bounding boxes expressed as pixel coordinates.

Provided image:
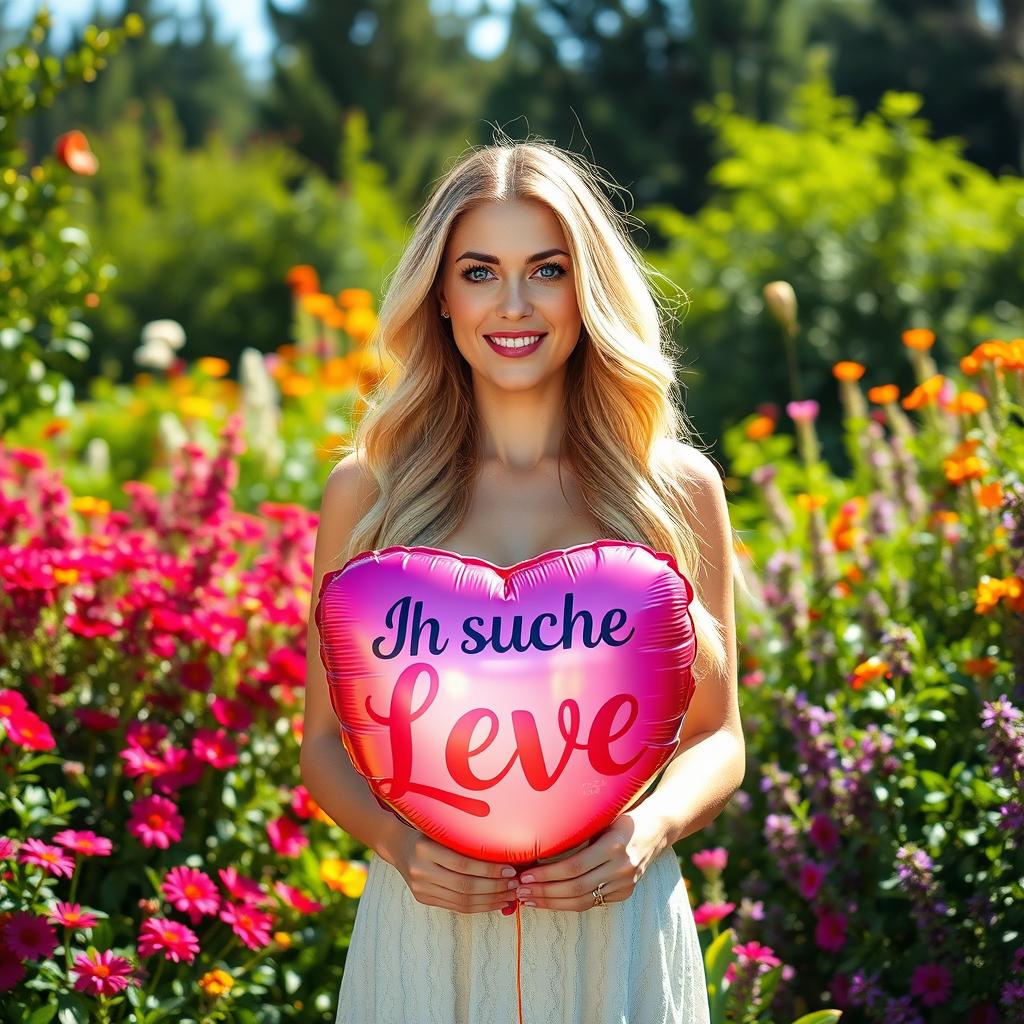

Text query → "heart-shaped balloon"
[314,539,699,864]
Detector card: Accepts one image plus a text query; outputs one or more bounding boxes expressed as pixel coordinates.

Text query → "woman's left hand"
[511,806,667,912]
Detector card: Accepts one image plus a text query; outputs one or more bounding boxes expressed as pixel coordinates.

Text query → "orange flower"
[320,859,368,897]
[301,293,336,318]
[53,567,80,586]
[832,361,865,381]
[286,265,320,296]
[276,344,299,360]
[976,340,1010,367]
[850,656,891,690]
[337,288,375,309]
[902,375,945,410]
[323,307,348,330]
[962,656,997,678]
[43,419,69,438]
[199,969,234,997]
[280,375,314,397]
[943,455,988,484]
[960,355,981,376]
[946,390,987,415]
[745,415,774,440]
[867,384,900,404]
[976,481,1003,510]
[54,130,98,175]
[71,496,111,517]
[901,328,935,351]
[196,357,230,378]
[345,307,378,345]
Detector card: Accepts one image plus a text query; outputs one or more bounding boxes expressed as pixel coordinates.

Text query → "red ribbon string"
[515,900,524,1024]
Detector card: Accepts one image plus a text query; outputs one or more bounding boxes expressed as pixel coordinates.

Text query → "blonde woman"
[301,138,745,1023]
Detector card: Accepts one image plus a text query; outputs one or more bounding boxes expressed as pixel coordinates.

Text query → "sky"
[3,0,516,78]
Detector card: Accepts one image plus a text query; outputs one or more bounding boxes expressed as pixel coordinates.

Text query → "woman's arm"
[299,455,409,866]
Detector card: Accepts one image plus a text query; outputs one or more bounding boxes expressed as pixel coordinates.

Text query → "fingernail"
[501,867,516,878]
[524,901,537,907]
[516,888,531,897]
[507,879,518,890]
[521,873,535,883]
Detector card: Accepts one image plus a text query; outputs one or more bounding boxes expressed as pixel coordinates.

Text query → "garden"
[1,6,1022,1024]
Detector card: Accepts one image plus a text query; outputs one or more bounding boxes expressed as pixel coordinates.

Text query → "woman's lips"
[484,333,547,358]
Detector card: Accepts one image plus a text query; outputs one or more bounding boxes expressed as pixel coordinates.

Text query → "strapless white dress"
[334,843,711,1024]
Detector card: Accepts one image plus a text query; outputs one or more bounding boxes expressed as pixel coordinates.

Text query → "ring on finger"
[592,881,607,908]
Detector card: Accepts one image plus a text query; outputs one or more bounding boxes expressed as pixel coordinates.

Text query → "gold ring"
[592,881,606,908]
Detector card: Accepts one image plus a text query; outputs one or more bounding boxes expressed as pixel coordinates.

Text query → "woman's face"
[436,199,583,389]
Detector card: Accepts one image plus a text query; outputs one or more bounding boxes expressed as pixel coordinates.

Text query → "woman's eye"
[460,262,567,283]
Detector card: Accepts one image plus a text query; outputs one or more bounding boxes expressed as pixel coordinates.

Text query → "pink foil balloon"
[314,539,699,864]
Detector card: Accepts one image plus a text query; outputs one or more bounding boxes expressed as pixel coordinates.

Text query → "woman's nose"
[497,281,532,317]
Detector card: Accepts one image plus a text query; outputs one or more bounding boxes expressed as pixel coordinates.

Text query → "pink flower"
[127,794,184,849]
[125,720,169,753]
[18,838,75,879]
[267,816,308,858]
[0,944,26,991]
[0,689,29,723]
[911,962,952,1007]
[786,399,819,423]
[138,917,200,964]
[71,949,136,996]
[732,940,781,968]
[290,785,318,819]
[274,881,324,914]
[814,909,847,952]
[162,866,220,924]
[799,860,826,899]
[0,837,18,859]
[211,696,253,731]
[2,911,59,960]
[53,830,113,857]
[218,866,269,906]
[219,900,274,951]
[692,902,736,926]
[48,902,99,930]
[691,847,728,876]
[191,727,238,770]
[808,814,839,854]
[3,708,56,751]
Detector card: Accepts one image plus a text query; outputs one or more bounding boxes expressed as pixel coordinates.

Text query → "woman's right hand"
[381,820,521,914]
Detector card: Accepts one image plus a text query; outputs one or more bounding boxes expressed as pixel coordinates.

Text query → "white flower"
[134,340,176,370]
[157,411,188,452]
[141,319,186,352]
[84,437,110,477]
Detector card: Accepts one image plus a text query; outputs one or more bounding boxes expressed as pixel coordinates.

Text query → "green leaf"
[790,1011,844,1024]
[27,1006,58,1024]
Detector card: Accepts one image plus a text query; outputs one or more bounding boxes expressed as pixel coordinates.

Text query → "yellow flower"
[179,395,215,419]
[52,567,80,586]
[71,496,111,517]
[320,858,369,897]
[199,969,234,997]
[345,307,378,345]
[273,931,293,949]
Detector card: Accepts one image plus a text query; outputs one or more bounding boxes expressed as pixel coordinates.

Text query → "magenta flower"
[18,838,75,879]
[127,794,184,849]
[162,866,220,924]
[814,908,847,952]
[219,900,274,951]
[2,911,59,960]
[799,860,826,899]
[218,866,270,906]
[191,727,238,770]
[808,813,839,854]
[211,695,254,730]
[267,816,308,858]
[692,902,736,926]
[52,830,113,857]
[0,837,18,859]
[138,917,201,964]
[732,940,781,968]
[48,902,99,930]
[71,949,136,996]
[0,688,29,722]
[0,944,26,991]
[911,962,952,1007]
[3,708,56,750]
[274,881,324,914]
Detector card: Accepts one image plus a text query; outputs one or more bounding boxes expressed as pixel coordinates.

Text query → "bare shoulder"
[317,448,379,569]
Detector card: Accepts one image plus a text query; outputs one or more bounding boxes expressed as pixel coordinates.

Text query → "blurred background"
[1,0,1023,487]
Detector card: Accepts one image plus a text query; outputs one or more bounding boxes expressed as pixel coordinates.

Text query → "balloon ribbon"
[515,899,524,1024]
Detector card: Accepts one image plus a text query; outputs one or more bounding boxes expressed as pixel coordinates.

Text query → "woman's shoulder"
[653,438,723,490]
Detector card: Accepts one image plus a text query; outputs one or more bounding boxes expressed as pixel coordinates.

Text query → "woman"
[301,138,746,1023]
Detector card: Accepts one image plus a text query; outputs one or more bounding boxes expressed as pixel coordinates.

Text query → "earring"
[441,310,450,319]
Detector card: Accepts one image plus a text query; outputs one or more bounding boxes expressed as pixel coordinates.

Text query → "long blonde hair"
[336,136,735,682]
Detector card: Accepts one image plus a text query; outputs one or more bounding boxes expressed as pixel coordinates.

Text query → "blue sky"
[3,0,515,78]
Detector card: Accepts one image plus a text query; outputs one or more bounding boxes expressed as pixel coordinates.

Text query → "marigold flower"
[199,968,235,997]
[196,357,230,378]
[902,328,935,351]
[832,361,865,381]
[337,288,374,309]
[300,292,336,318]
[285,265,320,296]
[745,415,774,440]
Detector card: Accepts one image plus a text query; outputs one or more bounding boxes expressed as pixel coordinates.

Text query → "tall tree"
[263,0,503,201]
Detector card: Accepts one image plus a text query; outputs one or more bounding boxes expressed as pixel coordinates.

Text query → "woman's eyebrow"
[455,248,570,265]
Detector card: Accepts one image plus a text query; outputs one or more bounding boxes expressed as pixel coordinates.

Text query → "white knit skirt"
[334,844,712,1024]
